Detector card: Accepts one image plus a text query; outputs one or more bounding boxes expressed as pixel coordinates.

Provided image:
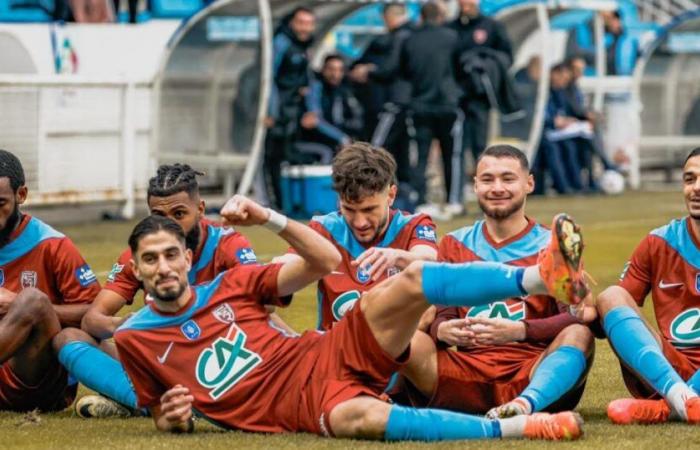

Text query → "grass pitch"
[4,190,700,449]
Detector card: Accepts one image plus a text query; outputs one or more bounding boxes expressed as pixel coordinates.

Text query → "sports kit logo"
[356,266,371,284]
[0,269,4,287]
[196,323,262,399]
[181,320,201,340]
[21,271,37,288]
[75,264,97,287]
[415,225,437,243]
[670,308,700,347]
[332,290,361,321]
[466,301,526,321]
[236,248,258,265]
[107,263,124,283]
[619,261,630,281]
[213,303,235,324]
[696,273,700,294]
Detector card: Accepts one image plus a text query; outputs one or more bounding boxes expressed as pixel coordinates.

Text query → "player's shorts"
[297,297,409,436]
[401,343,589,414]
[621,338,700,399]
[0,360,76,412]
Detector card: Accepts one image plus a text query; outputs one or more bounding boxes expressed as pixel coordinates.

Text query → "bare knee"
[556,323,594,355]
[11,288,55,325]
[596,286,636,318]
[52,327,97,353]
[328,398,391,440]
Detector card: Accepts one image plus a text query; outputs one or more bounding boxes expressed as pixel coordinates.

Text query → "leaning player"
[599,147,700,424]
[396,145,595,417]
[113,195,590,441]
[0,149,100,412]
[283,143,437,330]
[58,164,288,418]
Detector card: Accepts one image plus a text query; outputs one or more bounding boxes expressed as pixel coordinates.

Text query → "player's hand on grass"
[468,317,526,345]
[437,318,476,347]
[157,385,194,433]
[351,247,405,282]
[221,195,270,227]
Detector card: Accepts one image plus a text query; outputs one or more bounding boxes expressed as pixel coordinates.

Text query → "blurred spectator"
[397,1,463,215]
[600,10,639,76]
[71,0,114,23]
[685,96,700,135]
[112,0,137,23]
[507,55,541,140]
[350,4,414,191]
[264,7,315,208]
[298,54,363,161]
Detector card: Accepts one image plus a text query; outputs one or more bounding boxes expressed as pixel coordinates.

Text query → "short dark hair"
[421,1,442,24]
[477,144,530,171]
[291,6,314,20]
[147,164,203,200]
[128,215,186,254]
[0,149,25,192]
[323,53,344,67]
[684,147,700,166]
[551,62,570,73]
[332,142,397,202]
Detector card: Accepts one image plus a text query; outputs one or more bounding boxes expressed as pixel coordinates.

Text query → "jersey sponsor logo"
[670,308,700,347]
[181,320,201,340]
[466,301,526,321]
[21,270,37,288]
[356,266,371,284]
[213,303,235,324]
[75,264,97,287]
[0,269,4,287]
[619,261,630,281]
[473,28,488,44]
[236,248,258,265]
[195,324,262,399]
[332,290,361,321]
[415,225,437,243]
[157,342,175,364]
[658,280,684,289]
[107,263,124,283]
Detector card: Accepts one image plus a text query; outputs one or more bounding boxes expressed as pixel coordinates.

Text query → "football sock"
[520,346,586,412]
[603,306,695,419]
[498,415,528,438]
[687,369,700,393]
[421,262,526,307]
[58,341,138,409]
[384,405,500,441]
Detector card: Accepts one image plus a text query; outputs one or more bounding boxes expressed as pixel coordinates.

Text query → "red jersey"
[104,218,255,304]
[620,217,700,358]
[308,209,437,330]
[432,218,574,344]
[0,214,99,304]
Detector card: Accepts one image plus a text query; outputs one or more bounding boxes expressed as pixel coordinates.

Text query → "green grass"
[3,191,700,449]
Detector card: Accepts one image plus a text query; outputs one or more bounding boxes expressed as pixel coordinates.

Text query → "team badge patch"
[236,248,258,265]
[0,269,4,287]
[356,265,371,284]
[75,264,98,287]
[107,263,124,283]
[415,225,437,243]
[213,303,235,324]
[21,271,37,289]
[695,273,700,295]
[181,320,201,340]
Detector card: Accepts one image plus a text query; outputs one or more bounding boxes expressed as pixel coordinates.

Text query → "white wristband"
[263,208,288,233]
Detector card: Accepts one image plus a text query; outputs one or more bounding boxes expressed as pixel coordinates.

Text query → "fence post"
[121,81,136,219]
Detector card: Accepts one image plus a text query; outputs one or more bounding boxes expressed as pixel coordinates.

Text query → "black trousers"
[371,106,412,185]
[412,110,463,204]
[462,102,489,162]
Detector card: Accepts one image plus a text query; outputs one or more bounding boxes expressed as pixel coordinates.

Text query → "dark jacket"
[304,75,364,145]
[269,21,313,121]
[457,47,520,115]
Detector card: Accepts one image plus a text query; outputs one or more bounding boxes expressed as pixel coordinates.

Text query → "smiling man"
[598,147,700,424]
[285,142,438,330]
[397,145,595,418]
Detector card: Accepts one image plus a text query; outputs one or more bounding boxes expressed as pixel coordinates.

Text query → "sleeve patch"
[75,264,98,287]
[619,261,630,281]
[236,248,258,265]
[107,263,125,283]
[415,225,437,243]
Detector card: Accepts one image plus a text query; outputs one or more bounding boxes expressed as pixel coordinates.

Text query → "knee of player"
[559,323,595,353]
[401,261,425,297]
[596,286,629,317]
[13,288,53,322]
[328,399,389,440]
[52,327,95,353]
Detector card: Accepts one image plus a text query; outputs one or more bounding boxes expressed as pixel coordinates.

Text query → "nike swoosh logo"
[659,280,684,289]
[157,342,174,364]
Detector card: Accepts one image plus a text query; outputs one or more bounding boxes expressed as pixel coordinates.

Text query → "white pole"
[121,81,136,219]
[525,4,551,163]
[593,11,606,111]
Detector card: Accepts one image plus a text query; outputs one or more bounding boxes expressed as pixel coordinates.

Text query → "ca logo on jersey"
[415,225,437,243]
[466,301,526,321]
[236,248,257,265]
[332,290,361,321]
[75,264,97,287]
[196,324,262,399]
[670,308,700,347]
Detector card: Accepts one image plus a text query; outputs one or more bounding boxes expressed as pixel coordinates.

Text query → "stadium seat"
[150,0,203,19]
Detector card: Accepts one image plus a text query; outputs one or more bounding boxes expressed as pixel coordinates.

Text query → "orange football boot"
[607,398,670,425]
[523,412,584,440]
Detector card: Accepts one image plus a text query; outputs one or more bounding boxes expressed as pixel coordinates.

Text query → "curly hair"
[0,150,25,192]
[332,142,397,202]
[147,164,204,199]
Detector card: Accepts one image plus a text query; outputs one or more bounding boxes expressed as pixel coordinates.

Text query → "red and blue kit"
[306,210,437,330]
[115,264,405,435]
[619,217,700,397]
[419,218,583,413]
[104,218,255,303]
[0,214,100,411]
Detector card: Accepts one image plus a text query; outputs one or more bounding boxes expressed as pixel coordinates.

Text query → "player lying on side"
[112,194,589,441]
[0,149,100,412]
[54,164,292,418]
[397,144,596,418]
[599,147,700,425]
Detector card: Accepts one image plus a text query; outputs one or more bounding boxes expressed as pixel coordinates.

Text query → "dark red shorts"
[621,338,700,399]
[298,298,408,436]
[0,360,75,412]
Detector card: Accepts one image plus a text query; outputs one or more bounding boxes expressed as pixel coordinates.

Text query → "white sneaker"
[75,395,132,419]
[444,203,465,217]
[415,203,452,221]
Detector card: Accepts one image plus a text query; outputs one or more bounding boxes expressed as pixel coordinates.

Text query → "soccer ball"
[599,170,625,195]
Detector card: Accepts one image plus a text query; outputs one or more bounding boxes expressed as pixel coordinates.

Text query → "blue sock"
[384,405,500,441]
[603,306,683,396]
[58,341,138,409]
[520,346,587,412]
[688,370,700,393]
[422,261,525,307]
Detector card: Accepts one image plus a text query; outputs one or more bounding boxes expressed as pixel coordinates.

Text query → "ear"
[184,248,193,272]
[387,184,398,207]
[198,199,205,217]
[526,173,535,194]
[130,258,142,281]
[16,186,27,205]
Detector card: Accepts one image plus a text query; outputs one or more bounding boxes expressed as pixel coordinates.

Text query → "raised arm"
[81,289,129,339]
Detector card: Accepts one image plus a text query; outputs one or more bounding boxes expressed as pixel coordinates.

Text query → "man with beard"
[396,145,596,418]
[283,143,438,330]
[599,148,700,425]
[59,164,286,418]
[0,149,100,412]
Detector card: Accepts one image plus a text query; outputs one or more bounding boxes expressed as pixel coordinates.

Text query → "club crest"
[181,320,201,340]
[21,270,37,289]
[213,303,235,324]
